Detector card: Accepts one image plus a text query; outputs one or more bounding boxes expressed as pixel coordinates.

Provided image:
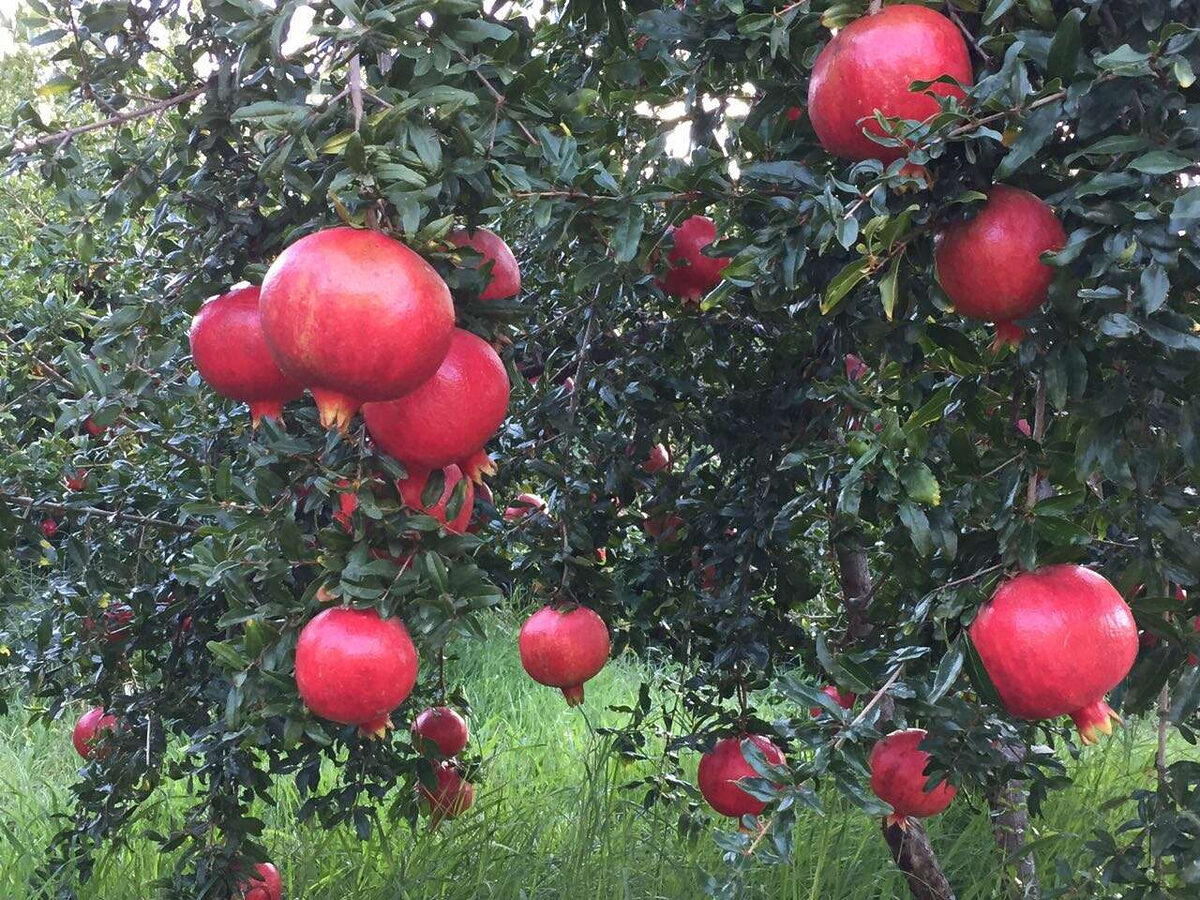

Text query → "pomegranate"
[397,465,474,534]
[64,469,88,491]
[189,285,303,426]
[259,226,455,431]
[869,729,957,824]
[504,492,547,522]
[641,443,672,474]
[845,354,868,381]
[934,186,1067,345]
[969,564,1138,744]
[449,228,520,300]
[236,863,282,900]
[697,735,786,819]
[412,706,469,758]
[656,215,730,303]
[92,603,133,643]
[594,547,608,565]
[83,418,105,438]
[807,4,972,162]
[362,328,510,484]
[294,606,419,738]
[40,517,59,538]
[810,684,856,717]
[73,706,117,759]
[518,605,610,705]
[419,762,475,823]
[642,512,684,542]
[785,106,802,123]
[333,479,357,533]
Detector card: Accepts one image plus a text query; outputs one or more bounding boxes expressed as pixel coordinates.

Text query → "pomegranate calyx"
[460,448,498,484]
[358,714,394,740]
[248,398,287,428]
[561,684,586,706]
[884,812,911,831]
[312,388,360,433]
[992,321,1028,348]
[1070,700,1123,745]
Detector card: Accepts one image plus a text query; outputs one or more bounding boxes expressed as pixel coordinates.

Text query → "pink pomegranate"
[189,285,304,426]
[73,707,117,759]
[40,517,59,538]
[333,479,357,533]
[83,418,106,438]
[810,684,856,717]
[504,492,547,522]
[969,564,1138,743]
[259,226,455,431]
[518,605,610,705]
[419,762,475,823]
[236,862,282,900]
[697,735,786,818]
[294,607,419,737]
[449,228,520,300]
[808,4,973,162]
[656,215,730,303]
[935,187,1067,345]
[362,328,510,484]
[785,106,803,123]
[412,706,469,757]
[642,513,684,542]
[641,443,672,474]
[397,465,474,535]
[869,729,957,824]
[64,469,88,491]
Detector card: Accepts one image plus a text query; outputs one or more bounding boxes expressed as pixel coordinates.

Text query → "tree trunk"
[988,780,1040,898]
[833,530,873,640]
[882,819,957,900]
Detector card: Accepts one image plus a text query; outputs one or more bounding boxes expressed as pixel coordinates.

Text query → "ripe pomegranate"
[656,215,730,303]
[419,762,475,823]
[83,418,105,438]
[40,517,59,538]
[869,729,957,824]
[845,354,868,381]
[412,706,469,757]
[73,707,117,759]
[697,735,786,819]
[518,605,610,705]
[189,285,304,426]
[333,479,357,533]
[642,512,684,542]
[294,607,418,738]
[810,684,856,717]
[504,493,547,522]
[362,329,510,484]
[94,603,134,643]
[807,4,972,162]
[594,547,608,565]
[449,228,520,300]
[969,564,1138,744]
[641,443,671,474]
[236,863,282,900]
[397,465,474,535]
[64,469,88,491]
[935,186,1067,345]
[259,226,455,431]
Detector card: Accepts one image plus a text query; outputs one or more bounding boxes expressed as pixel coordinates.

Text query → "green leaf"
[611,206,644,264]
[1128,151,1192,175]
[1139,264,1169,314]
[996,102,1062,179]
[879,254,900,321]
[900,461,941,506]
[928,640,964,703]
[899,502,934,556]
[821,258,870,315]
[1047,9,1084,83]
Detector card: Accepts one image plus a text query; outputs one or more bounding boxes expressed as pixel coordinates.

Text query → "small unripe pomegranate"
[519,605,610,705]
[504,492,547,522]
[594,547,608,565]
[808,5,973,162]
[969,564,1138,744]
[810,684,856,717]
[420,762,475,824]
[845,354,868,381]
[363,329,510,484]
[189,285,304,426]
[83,418,106,438]
[294,607,419,738]
[785,106,802,123]
[642,513,684,542]
[935,186,1066,346]
[236,862,282,900]
[449,228,520,300]
[641,443,671,474]
[698,735,786,819]
[869,729,957,825]
[64,469,88,491]
[73,706,117,759]
[412,706,469,757]
[397,465,474,535]
[40,517,59,538]
[260,226,455,431]
[656,215,730,303]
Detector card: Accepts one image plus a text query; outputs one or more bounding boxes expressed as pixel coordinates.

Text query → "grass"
[0,613,1171,899]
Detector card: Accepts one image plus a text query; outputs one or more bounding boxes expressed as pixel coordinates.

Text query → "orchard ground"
[0,611,1181,899]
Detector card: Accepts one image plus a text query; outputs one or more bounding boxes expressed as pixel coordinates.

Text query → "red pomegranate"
[88,603,133,643]
[259,226,455,431]
[449,228,520,301]
[656,215,730,303]
[40,517,59,538]
[64,469,88,492]
[412,706,469,758]
[73,706,117,759]
[83,418,106,438]
[642,512,684,542]
[419,762,475,823]
[397,464,475,534]
[333,479,357,533]
[807,4,972,162]
[504,492,547,522]
[785,106,802,123]
[869,729,957,824]
[641,443,671,474]
[518,605,610,705]
[594,547,608,565]
[294,607,419,738]
[189,285,304,426]
[845,354,868,381]
[935,186,1067,345]
[236,862,282,900]
[810,684,856,718]
[969,564,1138,744]
[697,735,786,819]
[363,329,510,484]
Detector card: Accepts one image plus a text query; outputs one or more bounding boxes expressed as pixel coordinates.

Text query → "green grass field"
[0,613,1167,899]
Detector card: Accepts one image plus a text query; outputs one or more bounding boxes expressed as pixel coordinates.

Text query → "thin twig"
[1025,374,1047,511]
[454,49,540,146]
[0,491,191,532]
[944,2,993,66]
[14,86,206,153]
[833,665,904,750]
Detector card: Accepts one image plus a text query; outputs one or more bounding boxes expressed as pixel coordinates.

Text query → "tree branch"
[15,85,206,153]
[0,491,191,533]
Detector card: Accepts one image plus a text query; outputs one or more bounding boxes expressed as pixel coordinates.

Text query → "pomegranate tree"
[188,285,303,426]
[449,227,521,300]
[412,706,469,758]
[236,863,282,900]
[935,186,1067,345]
[807,4,973,162]
[259,226,455,431]
[656,215,730,303]
[419,762,475,824]
[294,607,419,737]
[72,706,117,759]
[363,328,511,484]
[869,729,957,824]
[397,465,474,535]
[969,564,1138,743]
[518,604,610,705]
[697,735,786,819]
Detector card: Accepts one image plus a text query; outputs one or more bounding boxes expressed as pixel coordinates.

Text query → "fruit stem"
[561,684,585,706]
[868,0,883,12]
[311,389,360,433]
